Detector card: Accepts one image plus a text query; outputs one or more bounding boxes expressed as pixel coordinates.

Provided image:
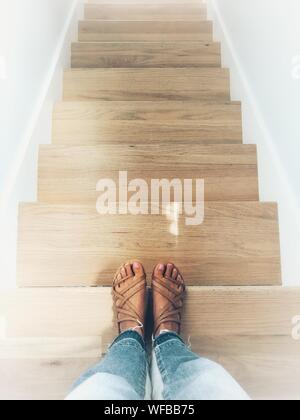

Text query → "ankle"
[155,323,180,338]
[120,320,145,338]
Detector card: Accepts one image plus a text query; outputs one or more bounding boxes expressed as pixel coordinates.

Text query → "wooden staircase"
[1,0,300,400]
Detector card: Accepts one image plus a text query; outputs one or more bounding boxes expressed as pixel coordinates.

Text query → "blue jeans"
[66,331,250,400]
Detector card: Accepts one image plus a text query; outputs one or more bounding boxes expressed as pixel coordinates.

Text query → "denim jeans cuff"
[154,331,185,348]
[111,330,146,350]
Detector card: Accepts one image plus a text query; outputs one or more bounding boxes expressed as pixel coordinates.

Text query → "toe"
[153,263,166,279]
[121,266,127,278]
[177,273,185,291]
[172,268,178,280]
[165,263,174,278]
[115,272,123,289]
[132,261,145,277]
[125,263,134,277]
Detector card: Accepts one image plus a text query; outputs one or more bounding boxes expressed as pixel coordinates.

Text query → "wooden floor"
[1,0,300,400]
[1,287,300,400]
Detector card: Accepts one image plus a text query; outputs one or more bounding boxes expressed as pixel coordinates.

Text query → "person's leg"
[67,330,150,400]
[152,332,249,400]
[151,263,250,401]
[66,261,150,400]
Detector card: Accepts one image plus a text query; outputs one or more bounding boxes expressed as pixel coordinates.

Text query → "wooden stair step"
[54,100,242,121]
[71,41,221,68]
[17,202,281,287]
[0,337,102,359]
[1,335,299,400]
[0,337,101,400]
[63,68,230,102]
[53,119,242,145]
[5,285,297,345]
[191,335,300,401]
[53,100,242,145]
[38,144,259,203]
[84,4,207,21]
[2,287,300,400]
[79,20,213,42]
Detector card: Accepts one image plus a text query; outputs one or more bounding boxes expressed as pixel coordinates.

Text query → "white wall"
[0,0,84,288]
[206,0,300,285]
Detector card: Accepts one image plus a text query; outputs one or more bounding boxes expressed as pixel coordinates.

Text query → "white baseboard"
[206,0,300,286]
[0,0,84,289]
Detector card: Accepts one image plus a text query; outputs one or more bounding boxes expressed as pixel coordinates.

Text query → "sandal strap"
[113,270,146,333]
[152,275,185,336]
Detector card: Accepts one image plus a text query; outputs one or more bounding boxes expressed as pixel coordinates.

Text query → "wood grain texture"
[5,286,298,339]
[63,68,230,101]
[84,4,207,21]
[1,335,299,400]
[54,100,242,121]
[71,41,221,68]
[0,336,101,400]
[79,20,213,42]
[191,335,300,401]
[0,357,96,401]
[38,144,258,203]
[17,203,281,287]
[52,119,242,145]
[4,286,300,400]
[53,100,242,145]
[0,337,102,359]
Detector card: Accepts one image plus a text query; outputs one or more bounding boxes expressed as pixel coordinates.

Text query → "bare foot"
[152,263,186,338]
[113,261,147,337]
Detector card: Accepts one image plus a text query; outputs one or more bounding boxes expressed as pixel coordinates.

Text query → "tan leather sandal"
[152,263,186,337]
[113,261,147,336]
